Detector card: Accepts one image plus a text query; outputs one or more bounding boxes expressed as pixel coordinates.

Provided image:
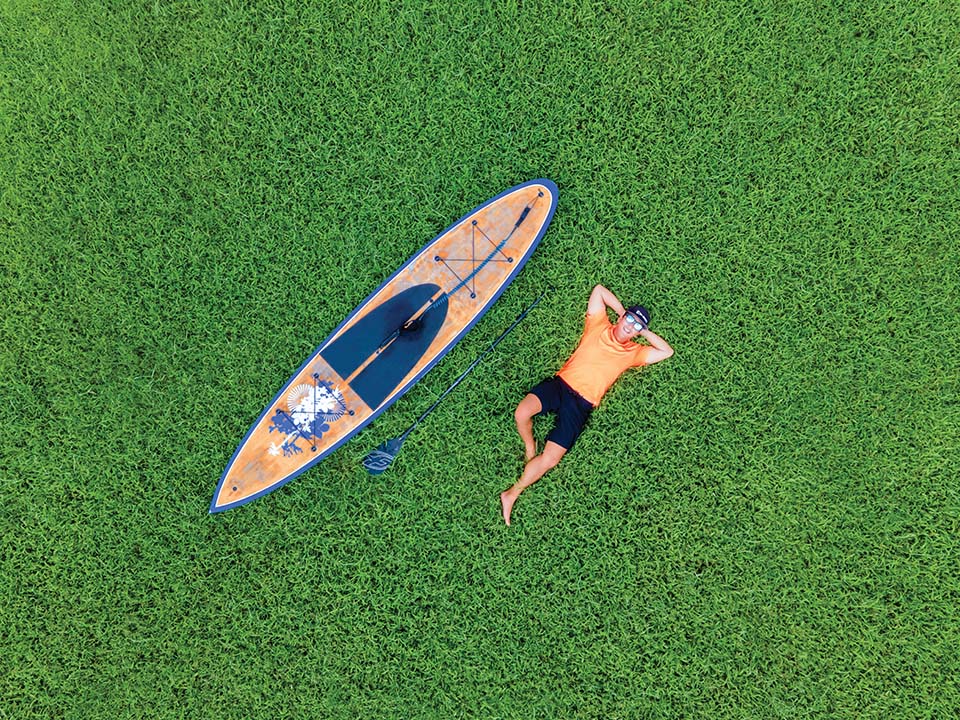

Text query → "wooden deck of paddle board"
[212,179,557,512]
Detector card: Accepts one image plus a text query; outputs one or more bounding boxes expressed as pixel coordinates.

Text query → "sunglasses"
[623,313,646,331]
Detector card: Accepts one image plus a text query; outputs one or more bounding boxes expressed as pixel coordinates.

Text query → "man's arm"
[587,284,625,317]
[639,328,674,365]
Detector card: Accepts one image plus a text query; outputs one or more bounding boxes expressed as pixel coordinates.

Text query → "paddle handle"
[405,293,545,433]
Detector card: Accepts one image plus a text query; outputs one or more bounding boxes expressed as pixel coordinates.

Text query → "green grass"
[3,0,959,717]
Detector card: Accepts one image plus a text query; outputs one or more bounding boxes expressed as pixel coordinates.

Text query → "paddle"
[362,293,545,474]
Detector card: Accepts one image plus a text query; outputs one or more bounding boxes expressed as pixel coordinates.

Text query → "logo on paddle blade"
[267,379,346,457]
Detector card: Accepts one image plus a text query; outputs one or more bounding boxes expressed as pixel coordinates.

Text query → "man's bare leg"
[500,441,567,525]
[514,394,542,462]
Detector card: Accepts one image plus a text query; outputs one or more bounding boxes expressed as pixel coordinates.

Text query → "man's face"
[615,313,645,342]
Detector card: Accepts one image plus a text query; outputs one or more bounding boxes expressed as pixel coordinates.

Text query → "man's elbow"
[655,345,675,362]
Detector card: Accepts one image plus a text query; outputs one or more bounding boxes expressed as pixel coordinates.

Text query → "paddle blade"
[362,436,406,475]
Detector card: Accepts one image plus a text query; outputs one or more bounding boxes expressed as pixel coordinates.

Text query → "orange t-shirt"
[557,312,654,406]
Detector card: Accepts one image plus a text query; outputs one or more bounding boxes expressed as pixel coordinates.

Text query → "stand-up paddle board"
[211,179,558,512]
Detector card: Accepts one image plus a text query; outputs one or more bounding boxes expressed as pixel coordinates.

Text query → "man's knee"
[515,394,542,423]
[541,442,567,469]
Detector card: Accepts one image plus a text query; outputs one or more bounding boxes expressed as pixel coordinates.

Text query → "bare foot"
[500,491,516,526]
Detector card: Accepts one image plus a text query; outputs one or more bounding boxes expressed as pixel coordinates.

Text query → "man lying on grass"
[500,284,674,525]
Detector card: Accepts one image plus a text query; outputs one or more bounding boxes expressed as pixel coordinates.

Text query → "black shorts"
[529,376,594,451]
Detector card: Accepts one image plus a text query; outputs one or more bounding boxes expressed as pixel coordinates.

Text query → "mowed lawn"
[2,1,958,718]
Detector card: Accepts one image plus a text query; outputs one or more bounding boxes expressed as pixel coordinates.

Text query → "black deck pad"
[322,284,448,409]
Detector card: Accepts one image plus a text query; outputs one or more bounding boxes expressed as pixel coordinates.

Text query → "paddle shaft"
[398,293,545,442]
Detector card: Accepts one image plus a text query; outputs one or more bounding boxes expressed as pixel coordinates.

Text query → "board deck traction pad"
[211,179,558,512]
